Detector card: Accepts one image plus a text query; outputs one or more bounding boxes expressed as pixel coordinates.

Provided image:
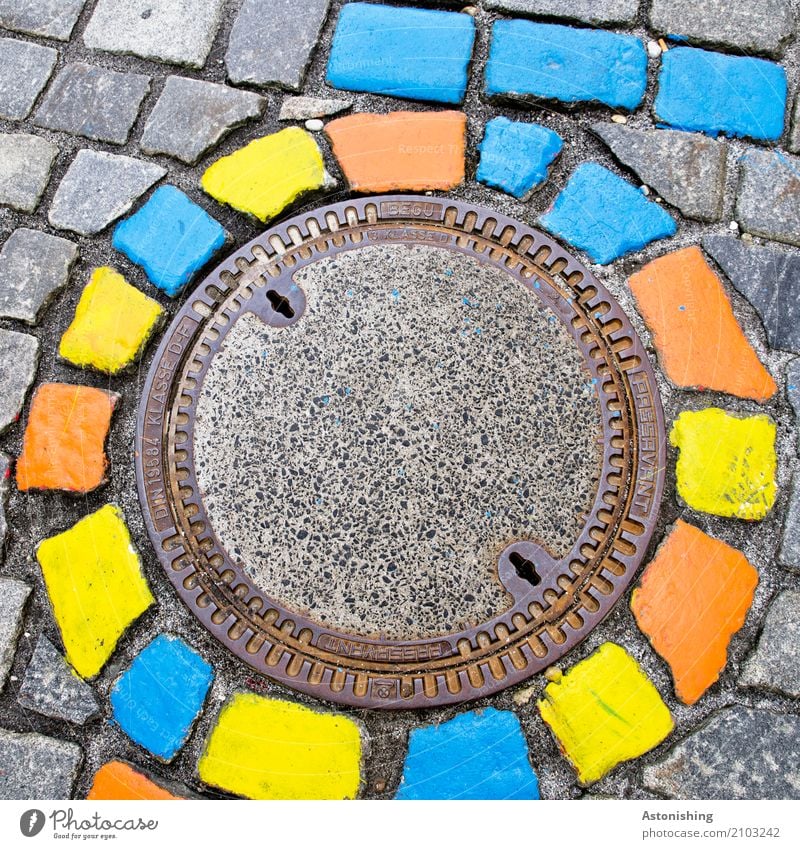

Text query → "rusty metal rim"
[135,195,666,710]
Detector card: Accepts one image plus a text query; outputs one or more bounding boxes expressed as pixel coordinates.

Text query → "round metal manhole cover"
[136,196,666,709]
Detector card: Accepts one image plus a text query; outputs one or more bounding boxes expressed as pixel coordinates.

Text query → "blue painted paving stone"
[141,77,264,165]
[0,134,58,214]
[702,234,800,353]
[0,0,86,41]
[592,123,726,223]
[734,149,800,249]
[0,229,78,324]
[83,0,225,70]
[0,37,57,121]
[0,729,81,800]
[17,635,100,725]
[643,706,800,800]
[740,590,800,697]
[226,0,331,91]
[477,117,562,199]
[396,707,539,800]
[326,2,475,105]
[48,150,166,237]
[33,63,150,146]
[113,185,226,297]
[484,0,639,27]
[649,0,794,59]
[0,577,30,690]
[539,162,677,265]
[110,634,213,762]
[653,47,787,142]
[485,20,646,111]
[0,330,39,435]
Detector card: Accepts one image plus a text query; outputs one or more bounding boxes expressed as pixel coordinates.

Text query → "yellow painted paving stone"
[201,127,331,222]
[198,692,362,800]
[538,642,673,785]
[59,267,163,374]
[36,504,154,679]
[670,408,777,520]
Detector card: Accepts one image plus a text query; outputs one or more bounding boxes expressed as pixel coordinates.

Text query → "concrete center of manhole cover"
[136,196,666,709]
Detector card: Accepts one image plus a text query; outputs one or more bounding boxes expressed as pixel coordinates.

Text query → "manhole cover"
[136,196,665,709]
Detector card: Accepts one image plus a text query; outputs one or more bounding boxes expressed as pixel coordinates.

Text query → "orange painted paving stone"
[631,519,758,705]
[16,383,118,493]
[628,246,776,402]
[325,111,466,192]
[87,761,181,800]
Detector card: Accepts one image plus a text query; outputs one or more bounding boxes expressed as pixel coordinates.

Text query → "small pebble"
[729,220,740,231]
[544,666,563,683]
[461,6,478,15]
[374,779,387,793]
[611,114,627,124]
[658,38,668,52]
[647,40,662,59]
[305,118,324,132]
[641,185,651,195]
[741,231,753,243]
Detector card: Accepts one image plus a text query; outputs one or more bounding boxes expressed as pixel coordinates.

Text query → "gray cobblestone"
[0,37,57,121]
[48,149,165,236]
[0,330,39,434]
[226,0,331,91]
[84,0,225,69]
[787,358,800,455]
[279,95,351,121]
[18,635,100,725]
[0,728,82,800]
[735,149,800,250]
[0,134,58,213]
[778,472,800,570]
[0,577,30,692]
[740,590,800,697]
[141,76,264,165]
[0,0,86,42]
[33,62,150,145]
[0,229,78,324]
[484,1,639,26]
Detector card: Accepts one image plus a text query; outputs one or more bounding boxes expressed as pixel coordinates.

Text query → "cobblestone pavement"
[1,0,799,801]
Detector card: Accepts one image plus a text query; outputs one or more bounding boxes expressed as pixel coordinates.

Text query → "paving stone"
[0,330,39,435]
[397,708,539,800]
[643,706,800,799]
[631,520,758,705]
[788,359,800,453]
[0,134,58,213]
[0,0,86,41]
[779,472,800,569]
[539,162,677,265]
[279,96,351,121]
[17,635,100,724]
[202,128,331,223]
[789,94,800,154]
[740,590,800,697]
[538,642,673,785]
[0,729,81,800]
[0,454,8,561]
[141,77,264,165]
[654,47,786,142]
[485,20,646,110]
[628,247,776,401]
[0,228,78,324]
[110,634,213,762]
[0,37,58,121]
[476,117,562,199]
[36,504,154,679]
[326,2,475,105]
[734,149,800,249]
[592,123,726,222]
[34,63,150,145]
[59,267,163,374]
[48,150,165,236]
[0,578,30,691]
[84,0,225,69]
[670,408,777,520]
[17,383,118,494]
[87,761,183,800]
[484,1,638,27]
[325,111,465,193]
[702,235,800,353]
[649,0,794,58]
[198,693,362,799]
[226,0,331,91]
[113,185,226,297]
